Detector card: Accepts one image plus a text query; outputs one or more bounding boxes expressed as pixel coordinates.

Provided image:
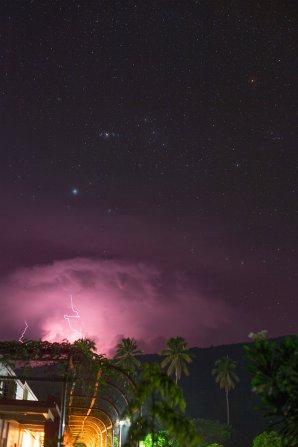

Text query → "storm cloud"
[0,257,232,356]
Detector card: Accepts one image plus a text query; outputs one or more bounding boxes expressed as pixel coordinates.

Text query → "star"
[249,76,259,87]
[99,130,120,139]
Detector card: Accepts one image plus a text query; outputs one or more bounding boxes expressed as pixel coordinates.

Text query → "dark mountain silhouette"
[185,342,266,446]
[144,341,267,446]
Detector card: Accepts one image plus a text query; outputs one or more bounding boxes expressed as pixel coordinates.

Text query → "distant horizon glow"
[0,254,294,357]
[0,256,237,356]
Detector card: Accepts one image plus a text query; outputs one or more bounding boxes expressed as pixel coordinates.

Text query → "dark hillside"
[183,343,266,446]
[145,341,267,446]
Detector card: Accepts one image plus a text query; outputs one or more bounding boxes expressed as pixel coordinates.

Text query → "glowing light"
[21,431,32,447]
[19,321,29,343]
[64,295,81,337]
[99,129,119,138]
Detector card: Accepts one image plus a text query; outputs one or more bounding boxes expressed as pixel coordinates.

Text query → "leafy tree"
[192,418,232,446]
[114,337,143,372]
[253,431,284,447]
[159,336,193,383]
[244,335,298,446]
[141,431,177,447]
[211,356,239,425]
[248,330,268,342]
[124,362,201,447]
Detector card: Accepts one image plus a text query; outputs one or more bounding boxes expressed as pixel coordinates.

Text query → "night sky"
[0,1,297,355]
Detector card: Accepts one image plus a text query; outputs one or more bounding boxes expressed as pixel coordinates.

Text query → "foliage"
[124,362,202,447]
[192,418,232,446]
[252,431,284,447]
[244,335,298,445]
[212,356,239,393]
[212,356,239,425]
[248,330,268,342]
[0,338,107,396]
[113,337,143,373]
[0,338,102,366]
[141,431,177,447]
[205,444,224,447]
[159,336,193,383]
[0,339,73,363]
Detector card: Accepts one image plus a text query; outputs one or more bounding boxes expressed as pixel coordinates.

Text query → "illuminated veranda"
[66,364,133,447]
[0,341,134,447]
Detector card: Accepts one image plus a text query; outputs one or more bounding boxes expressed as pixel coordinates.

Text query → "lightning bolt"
[19,321,29,343]
[64,295,81,337]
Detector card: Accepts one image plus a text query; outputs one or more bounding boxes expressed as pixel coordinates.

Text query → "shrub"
[253,431,284,447]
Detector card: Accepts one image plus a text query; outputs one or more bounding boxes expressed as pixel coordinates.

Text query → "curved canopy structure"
[66,364,134,447]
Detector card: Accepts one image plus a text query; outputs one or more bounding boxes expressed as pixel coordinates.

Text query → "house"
[0,363,61,447]
[0,341,132,447]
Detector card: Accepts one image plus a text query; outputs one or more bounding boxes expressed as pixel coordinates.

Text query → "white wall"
[0,363,37,401]
[20,429,43,447]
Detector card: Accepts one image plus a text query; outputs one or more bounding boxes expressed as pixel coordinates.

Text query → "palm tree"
[124,362,200,447]
[113,337,143,372]
[212,355,239,425]
[159,336,193,384]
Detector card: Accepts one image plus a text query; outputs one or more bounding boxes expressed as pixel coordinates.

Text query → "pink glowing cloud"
[0,257,235,355]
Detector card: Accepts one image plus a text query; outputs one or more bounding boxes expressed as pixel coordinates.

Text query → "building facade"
[0,363,60,447]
